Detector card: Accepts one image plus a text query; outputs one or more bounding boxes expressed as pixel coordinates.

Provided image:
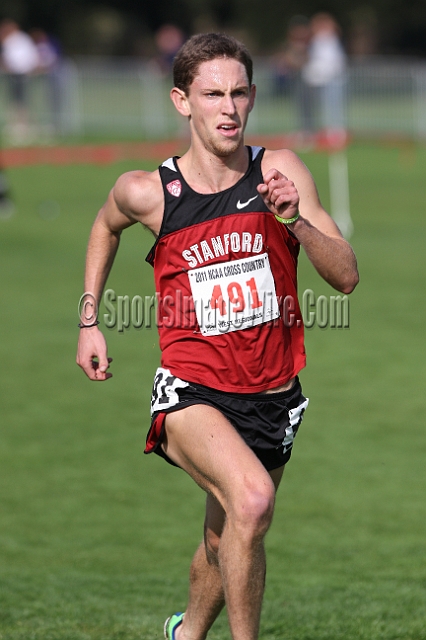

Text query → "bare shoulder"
[262,148,314,185]
[114,169,164,234]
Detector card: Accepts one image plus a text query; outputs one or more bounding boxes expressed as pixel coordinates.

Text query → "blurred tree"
[0,0,425,56]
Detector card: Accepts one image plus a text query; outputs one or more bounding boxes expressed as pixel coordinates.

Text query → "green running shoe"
[164,612,184,640]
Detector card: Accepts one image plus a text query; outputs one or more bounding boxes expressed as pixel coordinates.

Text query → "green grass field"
[1,142,425,639]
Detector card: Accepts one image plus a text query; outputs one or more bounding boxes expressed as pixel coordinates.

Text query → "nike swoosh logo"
[236,195,259,210]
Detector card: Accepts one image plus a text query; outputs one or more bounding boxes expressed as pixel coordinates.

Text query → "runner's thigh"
[163,403,275,508]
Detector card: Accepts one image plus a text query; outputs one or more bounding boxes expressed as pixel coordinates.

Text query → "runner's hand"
[257,168,300,220]
[76,327,113,381]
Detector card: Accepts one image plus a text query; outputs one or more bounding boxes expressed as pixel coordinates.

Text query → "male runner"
[77,33,358,640]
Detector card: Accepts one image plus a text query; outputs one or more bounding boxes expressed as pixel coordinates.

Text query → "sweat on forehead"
[173,32,253,94]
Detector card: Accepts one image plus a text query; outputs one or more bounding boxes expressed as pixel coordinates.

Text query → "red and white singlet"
[146,146,306,393]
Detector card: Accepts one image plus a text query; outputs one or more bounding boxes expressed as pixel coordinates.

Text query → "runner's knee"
[204,486,274,559]
[230,481,276,540]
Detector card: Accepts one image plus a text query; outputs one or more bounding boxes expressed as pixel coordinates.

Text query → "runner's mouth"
[217,123,239,136]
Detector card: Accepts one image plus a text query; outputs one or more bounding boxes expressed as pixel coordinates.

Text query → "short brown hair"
[173,32,253,94]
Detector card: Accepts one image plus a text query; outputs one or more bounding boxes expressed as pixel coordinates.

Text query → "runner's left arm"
[258,149,359,294]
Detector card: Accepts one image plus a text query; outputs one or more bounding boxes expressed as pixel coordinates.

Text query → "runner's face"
[185,58,255,157]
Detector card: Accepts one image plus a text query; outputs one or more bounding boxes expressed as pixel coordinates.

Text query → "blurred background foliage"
[0,0,426,58]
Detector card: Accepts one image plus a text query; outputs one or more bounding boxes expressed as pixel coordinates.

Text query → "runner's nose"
[221,94,236,115]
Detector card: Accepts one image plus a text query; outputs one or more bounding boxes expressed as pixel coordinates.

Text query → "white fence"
[1,56,425,141]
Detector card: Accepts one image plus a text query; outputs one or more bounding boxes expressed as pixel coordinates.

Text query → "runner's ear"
[249,84,256,112]
[170,87,191,117]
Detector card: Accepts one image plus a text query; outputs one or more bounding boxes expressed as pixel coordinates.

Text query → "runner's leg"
[163,403,284,640]
[178,495,225,640]
[180,466,284,640]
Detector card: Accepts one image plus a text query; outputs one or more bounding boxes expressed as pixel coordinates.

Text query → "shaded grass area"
[0,143,425,638]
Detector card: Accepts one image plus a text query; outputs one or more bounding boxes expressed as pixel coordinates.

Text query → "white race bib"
[188,253,280,336]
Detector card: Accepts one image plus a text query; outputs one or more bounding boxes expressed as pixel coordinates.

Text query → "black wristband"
[78,320,100,328]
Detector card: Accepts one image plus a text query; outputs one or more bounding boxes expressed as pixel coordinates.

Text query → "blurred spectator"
[30,28,63,136]
[0,19,39,145]
[152,24,185,76]
[30,28,60,70]
[273,16,310,95]
[300,13,347,143]
[148,24,187,139]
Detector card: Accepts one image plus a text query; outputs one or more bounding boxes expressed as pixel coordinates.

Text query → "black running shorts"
[145,368,309,471]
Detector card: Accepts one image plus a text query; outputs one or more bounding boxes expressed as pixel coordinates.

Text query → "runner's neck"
[177,145,249,194]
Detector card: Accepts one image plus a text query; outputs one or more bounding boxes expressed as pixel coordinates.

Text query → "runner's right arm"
[76,170,163,381]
